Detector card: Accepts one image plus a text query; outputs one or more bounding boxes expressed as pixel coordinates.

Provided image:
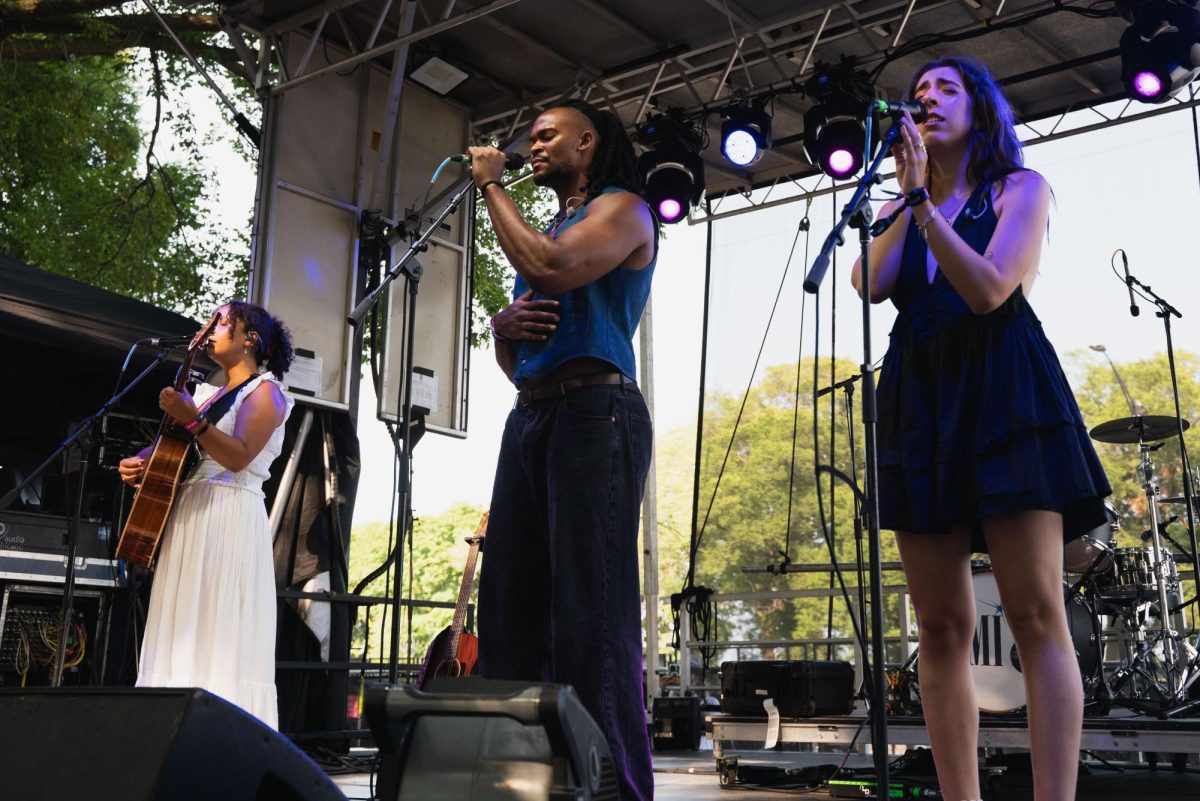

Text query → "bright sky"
[172,79,1200,527]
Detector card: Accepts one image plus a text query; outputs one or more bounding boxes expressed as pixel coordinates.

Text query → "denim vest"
[509,187,656,387]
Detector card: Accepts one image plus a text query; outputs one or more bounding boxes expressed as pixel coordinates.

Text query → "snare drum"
[1063,500,1118,573]
[1105,547,1179,603]
[968,568,1100,713]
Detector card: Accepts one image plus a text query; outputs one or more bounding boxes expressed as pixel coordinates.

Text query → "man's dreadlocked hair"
[554,99,643,198]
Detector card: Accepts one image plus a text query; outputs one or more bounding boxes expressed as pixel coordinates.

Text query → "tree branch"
[2,12,222,35]
[0,31,243,78]
[1,0,135,20]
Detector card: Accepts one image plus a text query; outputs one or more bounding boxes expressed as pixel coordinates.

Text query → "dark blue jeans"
[478,382,654,801]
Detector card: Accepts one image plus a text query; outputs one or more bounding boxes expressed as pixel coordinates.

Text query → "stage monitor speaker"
[365,677,619,801]
[0,687,345,801]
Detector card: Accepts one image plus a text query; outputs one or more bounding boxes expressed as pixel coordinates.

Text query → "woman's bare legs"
[896,527,980,801]
[984,510,1081,801]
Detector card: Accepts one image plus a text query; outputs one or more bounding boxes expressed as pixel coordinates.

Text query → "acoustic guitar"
[416,512,488,688]
[115,312,220,570]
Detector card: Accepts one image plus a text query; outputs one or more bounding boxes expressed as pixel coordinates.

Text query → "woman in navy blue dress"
[852,57,1110,801]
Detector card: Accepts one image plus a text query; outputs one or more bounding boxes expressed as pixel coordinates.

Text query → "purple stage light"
[827,148,856,177]
[1132,70,1164,99]
[657,198,683,222]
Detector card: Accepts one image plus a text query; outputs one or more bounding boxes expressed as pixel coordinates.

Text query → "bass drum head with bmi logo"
[968,568,1100,713]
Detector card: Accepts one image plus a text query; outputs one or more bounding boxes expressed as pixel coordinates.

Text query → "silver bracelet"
[916,205,941,241]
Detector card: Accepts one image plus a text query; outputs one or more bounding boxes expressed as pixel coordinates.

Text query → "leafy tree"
[1070,350,1200,549]
[655,357,894,665]
[0,53,247,316]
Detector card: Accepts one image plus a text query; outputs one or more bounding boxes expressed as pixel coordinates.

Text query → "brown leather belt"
[517,371,634,405]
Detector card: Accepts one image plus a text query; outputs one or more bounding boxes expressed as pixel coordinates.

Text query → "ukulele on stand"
[115,311,220,570]
[416,512,488,689]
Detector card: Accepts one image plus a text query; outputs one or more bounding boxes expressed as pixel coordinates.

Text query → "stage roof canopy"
[218,1,1161,195]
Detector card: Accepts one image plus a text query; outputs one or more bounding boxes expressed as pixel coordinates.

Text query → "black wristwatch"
[906,187,930,206]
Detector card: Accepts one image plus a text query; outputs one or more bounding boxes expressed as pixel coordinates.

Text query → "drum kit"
[966,413,1200,718]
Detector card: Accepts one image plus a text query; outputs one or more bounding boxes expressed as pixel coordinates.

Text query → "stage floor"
[331,745,1200,800]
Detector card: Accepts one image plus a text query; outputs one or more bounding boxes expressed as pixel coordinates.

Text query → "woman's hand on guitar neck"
[159,386,199,426]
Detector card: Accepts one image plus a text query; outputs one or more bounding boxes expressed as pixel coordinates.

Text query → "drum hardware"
[1086,420,1200,717]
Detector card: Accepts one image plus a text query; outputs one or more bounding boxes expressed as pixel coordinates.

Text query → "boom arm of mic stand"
[802,123,903,295]
[348,179,475,328]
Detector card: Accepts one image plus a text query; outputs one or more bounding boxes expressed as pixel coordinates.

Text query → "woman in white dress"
[118,300,294,728]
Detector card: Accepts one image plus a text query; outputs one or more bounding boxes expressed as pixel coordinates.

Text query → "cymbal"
[1089,415,1189,444]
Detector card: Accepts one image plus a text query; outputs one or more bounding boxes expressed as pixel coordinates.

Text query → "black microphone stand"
[348,177,475,683]
[803,112,906,797]
[0,347,175,685]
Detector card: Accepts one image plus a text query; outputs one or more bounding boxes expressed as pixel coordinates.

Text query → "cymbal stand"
[1108,440,1200,716]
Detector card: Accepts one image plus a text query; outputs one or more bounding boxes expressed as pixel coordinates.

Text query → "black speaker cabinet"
[0,687,345,801]
[651,695,702,751]
[365,677,619,801]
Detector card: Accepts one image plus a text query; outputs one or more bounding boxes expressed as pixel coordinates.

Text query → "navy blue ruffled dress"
[876,181,1111,551]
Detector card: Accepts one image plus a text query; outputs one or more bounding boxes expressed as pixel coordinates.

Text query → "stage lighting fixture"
[720,103,772,167]
[802,66,874,180]
[803,93,868,179]
[1120,1,1200,103]
[637,114,705,224]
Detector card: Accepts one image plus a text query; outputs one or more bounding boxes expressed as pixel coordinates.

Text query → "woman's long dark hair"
[905,56,1025,192]
[226,300,295,379]
[554,99,643,198]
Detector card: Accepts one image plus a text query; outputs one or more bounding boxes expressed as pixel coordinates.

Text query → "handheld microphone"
[871,99,928,124]
[450,152,527,170]
[146,335,196,348]
[1122,250,1139,317]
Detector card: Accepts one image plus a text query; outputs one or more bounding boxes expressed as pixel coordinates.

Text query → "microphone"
[450,152,527,171]
[1141,514,1180,541]
[1122,251,1139,317]
[871,99,928,124]
[146,335,196,348]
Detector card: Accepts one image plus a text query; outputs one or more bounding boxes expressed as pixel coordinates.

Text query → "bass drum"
[969,567,1101,713]
[1063,500,1119,573]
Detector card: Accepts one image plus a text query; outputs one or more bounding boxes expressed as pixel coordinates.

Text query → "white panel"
[261,183,358,408]
[377,236,469,436]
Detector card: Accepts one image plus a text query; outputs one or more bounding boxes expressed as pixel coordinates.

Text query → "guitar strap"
[201,374,258,428]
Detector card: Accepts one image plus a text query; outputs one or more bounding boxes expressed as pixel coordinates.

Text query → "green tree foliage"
[348,503,487,673]
[654,357,900,663]
[1070,350,1200,549]
[469,176,555,346]
[0,54,247,316]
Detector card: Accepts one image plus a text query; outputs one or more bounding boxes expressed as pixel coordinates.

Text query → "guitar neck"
[448,538,482,636]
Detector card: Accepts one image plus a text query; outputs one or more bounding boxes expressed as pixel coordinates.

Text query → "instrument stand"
[802,111,908,799]
[1119,273,1200,717]
[348,179,475,683]
[0,348,174,685]
[1107,440,1200,718]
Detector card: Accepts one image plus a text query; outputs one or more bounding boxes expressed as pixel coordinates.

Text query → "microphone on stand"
[450,152,527,170]
[871,99,929,124]
[1141,514,1180,541]
[146,335,195,348]
[1121,250,1140,317]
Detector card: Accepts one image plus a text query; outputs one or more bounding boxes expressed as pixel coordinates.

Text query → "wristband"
[192,416,211,438]
[480,180,504,195]
[490,316,509,342]
[906,187,930,206]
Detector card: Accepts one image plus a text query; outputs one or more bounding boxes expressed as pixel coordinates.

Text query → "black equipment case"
[720,660,855,717]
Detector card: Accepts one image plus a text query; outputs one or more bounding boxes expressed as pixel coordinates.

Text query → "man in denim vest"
[468,100,658,801]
